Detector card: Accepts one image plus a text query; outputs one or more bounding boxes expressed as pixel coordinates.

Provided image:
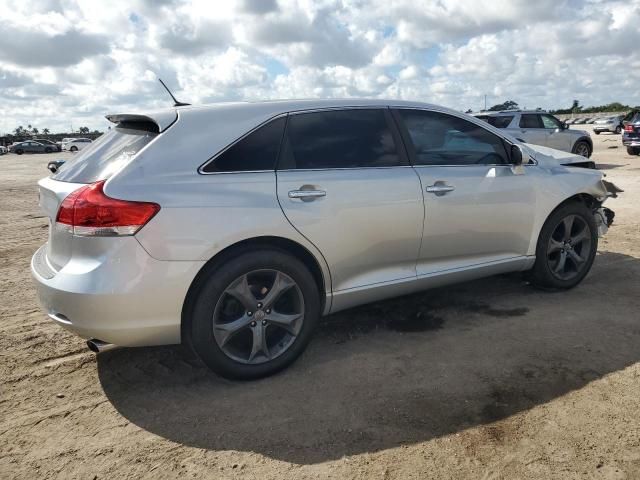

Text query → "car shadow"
[98,251,640,464]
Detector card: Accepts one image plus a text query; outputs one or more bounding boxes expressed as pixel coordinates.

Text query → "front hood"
[522,143,591,167]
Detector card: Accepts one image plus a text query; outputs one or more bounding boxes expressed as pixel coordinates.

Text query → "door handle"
[425,183,455,196]
[288,189,326,201]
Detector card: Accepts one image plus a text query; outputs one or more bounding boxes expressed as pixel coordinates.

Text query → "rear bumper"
[31,239,205,347]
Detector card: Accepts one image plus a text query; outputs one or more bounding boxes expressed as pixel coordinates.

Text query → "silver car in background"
[31,99,619,379]
[593,116,623,135]
[475,110,593,158]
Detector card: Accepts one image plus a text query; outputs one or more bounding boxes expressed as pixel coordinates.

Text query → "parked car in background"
[31,99,619,379]
[56,138,76,148]
[474,110,593,157]
[586,118,598,124]
[593,116,623,135]
[622,109,640,155]
[0,145,7,155]
[9,140,56,154]
[34,139,63,151]
[63,138,92,152]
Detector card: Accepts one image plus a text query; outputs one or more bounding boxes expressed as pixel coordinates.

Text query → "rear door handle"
[425,183,455,196]
[288,189,326,201]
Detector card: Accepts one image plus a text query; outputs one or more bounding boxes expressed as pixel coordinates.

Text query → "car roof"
[105,98,467,132]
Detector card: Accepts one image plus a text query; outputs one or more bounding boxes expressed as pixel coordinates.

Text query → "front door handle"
[425,182,455,196]
[288,189,326,201]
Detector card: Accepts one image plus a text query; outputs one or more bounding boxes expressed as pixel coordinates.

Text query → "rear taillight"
[55,181,160,236]
[624,124,634,132]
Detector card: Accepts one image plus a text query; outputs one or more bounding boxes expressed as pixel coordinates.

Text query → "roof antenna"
[158,78,190,107]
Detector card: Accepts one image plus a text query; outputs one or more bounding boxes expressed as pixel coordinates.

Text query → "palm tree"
[32,127,39,135]
[43,128,50,135]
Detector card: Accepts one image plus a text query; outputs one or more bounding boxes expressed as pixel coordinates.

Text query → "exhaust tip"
[87,339,118,353]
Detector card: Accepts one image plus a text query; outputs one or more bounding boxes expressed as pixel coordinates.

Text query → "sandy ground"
[1,128,639,479]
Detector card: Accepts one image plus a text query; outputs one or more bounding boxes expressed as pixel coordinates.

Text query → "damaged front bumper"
[593,180,622,237]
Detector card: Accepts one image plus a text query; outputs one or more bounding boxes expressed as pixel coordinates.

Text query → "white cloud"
[0,0,639,134]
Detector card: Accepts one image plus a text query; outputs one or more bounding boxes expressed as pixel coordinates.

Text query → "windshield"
[52,125,158,183]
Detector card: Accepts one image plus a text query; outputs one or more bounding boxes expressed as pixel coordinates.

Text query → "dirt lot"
[1,129,639,479]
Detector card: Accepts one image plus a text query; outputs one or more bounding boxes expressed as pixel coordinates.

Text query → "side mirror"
[562,122,569,130]
[510,144,523,166]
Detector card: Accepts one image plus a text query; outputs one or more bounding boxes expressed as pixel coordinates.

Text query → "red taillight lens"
[56,181,160,236]
[624,124,634,132]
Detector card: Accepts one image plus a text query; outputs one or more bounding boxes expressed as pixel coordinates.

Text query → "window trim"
[391,107,520,168]
[275,107,409,172]
[198,113,288,175]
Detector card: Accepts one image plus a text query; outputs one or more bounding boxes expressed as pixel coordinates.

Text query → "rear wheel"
[627,146,640,156]
[572,141,591,158]
[615,126,622,134]
[530,202,597,290]
[70,146,78,152]
[15,149,23,155]
[45,147,52,153]
[594,131,600,135]
[187,249,320,379]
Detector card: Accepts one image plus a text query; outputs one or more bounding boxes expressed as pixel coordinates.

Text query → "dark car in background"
[9,141,55,155]
[623,109,640,155]
[34,139,62,152]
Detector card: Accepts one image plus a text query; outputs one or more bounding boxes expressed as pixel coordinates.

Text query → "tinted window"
[540,114,561,129]
[53,125,157,183]
[519,114,542,128]
[398,110,510,166]
[486,116,514,128]
[280,109,401,169]
[203,117,285,173]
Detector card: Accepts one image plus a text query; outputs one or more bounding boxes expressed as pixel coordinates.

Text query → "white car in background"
[63,138,92,152]
[0,145,7,155]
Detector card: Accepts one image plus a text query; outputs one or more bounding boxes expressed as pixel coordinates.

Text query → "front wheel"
[615,126,622,134]
[15,149,23,155]
[187,249,321,379]
[594,131,601,135]
[530,202,598,290]
[45,147,52,153]
[572,141,591,158]
[70,146,78,152]
[627,146,640,156]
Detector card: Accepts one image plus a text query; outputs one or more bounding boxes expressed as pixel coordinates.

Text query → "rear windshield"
[52,123,158,183]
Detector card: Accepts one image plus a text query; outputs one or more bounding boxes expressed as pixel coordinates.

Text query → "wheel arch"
[180,235,330,344]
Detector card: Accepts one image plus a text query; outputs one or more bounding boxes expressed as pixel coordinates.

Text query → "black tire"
[70,146,78,152]
[594,131,600,135]
[615,126,622,134]
[572,140,591,158]
[15,149,23,155]
[186,249,320,379]
[627,146,640,156]
[530,201,598,290]
[45,147,52,153]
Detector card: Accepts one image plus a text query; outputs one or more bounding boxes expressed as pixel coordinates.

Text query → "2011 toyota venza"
[31,100,619,379]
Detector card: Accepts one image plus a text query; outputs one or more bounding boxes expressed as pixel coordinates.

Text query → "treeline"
[474,99,638,115]
[11,125,102,136]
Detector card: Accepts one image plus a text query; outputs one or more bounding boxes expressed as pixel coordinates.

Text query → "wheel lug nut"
[262,320,267,326]
[250,321,256,327]
[257,302,263,309]
[266,308,271,314]
[247,311,253,316]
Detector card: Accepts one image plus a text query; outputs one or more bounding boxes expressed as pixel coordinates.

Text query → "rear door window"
[52,123,158,183]
[519,114,543,128]
[540,114,562,129]
[486,116,514,128]
[279,109,402,169]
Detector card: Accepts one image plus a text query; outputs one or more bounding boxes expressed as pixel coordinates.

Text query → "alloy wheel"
[575,143,590,157]
[212,269,305,364]
[547,214,592,280]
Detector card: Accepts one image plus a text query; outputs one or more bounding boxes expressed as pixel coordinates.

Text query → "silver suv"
[31,99,618,379]
[475,110,593,158]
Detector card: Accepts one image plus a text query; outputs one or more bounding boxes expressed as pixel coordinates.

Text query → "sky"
[0,0,639,134]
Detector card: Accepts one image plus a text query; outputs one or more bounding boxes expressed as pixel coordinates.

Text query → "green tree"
[488,100,519,111]
[78,126,90,134]
[43,128,50,135]
[14,126,24,135]
[32,127,39,135]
